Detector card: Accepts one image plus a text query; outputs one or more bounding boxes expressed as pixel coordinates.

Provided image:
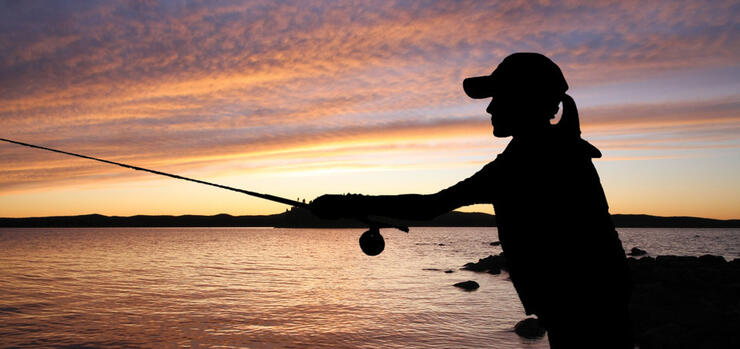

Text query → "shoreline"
[1,210,739,228]
[462,253,740,348]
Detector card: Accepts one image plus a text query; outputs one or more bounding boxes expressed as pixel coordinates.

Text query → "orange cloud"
[1,1,738,217]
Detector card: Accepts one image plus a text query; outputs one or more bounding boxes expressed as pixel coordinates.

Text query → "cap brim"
[463,75,494,99]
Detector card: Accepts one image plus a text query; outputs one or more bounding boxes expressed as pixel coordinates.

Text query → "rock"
[627,254,740,348]
[731,258,740,267]
[654,255,697,267]
[461,252,740,347]
[637,323,682,349]
[453,280,479,291]
[514,317,546,339]
[490,241,502,246]
[438,243,445,246]
[423,268,455,274]
[698,254,726,265]
[628,247,648,256]
[462,253,507,272]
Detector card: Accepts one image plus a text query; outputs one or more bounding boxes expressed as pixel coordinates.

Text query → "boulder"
[462,253,507,272]
[698,254,726,265]
[627,254,740,348]
[453,280,479,291]
[514,317,546,339]
[460,252,740,347]
[628,247,648,256]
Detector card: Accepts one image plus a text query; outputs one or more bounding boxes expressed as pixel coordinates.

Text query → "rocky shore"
[629,254,740,348]
[462,252,740,348]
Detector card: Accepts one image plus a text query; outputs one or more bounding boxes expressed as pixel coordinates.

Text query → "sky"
[1,0,739,219]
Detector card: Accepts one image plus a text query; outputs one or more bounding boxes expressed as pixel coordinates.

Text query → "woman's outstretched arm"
[308,161,497,221]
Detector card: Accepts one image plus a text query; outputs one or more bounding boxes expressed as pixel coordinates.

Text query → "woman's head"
[464,53,567,137]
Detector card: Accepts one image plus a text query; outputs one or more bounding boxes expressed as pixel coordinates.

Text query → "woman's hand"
[308,194,367,219]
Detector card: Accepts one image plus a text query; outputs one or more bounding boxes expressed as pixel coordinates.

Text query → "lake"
[1,227,738,348]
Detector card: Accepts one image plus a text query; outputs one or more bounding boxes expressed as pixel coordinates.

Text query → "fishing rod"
[1,138,406,255]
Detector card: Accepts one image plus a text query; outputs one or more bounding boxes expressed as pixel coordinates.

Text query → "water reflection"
[1,227,736,348]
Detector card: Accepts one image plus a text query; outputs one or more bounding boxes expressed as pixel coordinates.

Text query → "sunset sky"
[1,0,738,219]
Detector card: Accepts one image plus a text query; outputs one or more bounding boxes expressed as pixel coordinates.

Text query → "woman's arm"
[309,192,461,221]
[309,162,496,221]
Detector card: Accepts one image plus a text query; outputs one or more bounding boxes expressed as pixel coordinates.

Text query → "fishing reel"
[359,227,385,256]
[357,219,408,256]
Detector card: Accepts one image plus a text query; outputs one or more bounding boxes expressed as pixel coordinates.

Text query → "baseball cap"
[463,52,568,99]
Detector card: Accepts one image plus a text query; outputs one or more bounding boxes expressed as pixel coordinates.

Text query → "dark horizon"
[2,209,739,228]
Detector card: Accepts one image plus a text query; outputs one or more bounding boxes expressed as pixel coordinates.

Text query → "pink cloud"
[1,0,738,202]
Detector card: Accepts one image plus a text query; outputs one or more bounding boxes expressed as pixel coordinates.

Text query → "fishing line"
[0,137,304,207]
[1,137,407,255]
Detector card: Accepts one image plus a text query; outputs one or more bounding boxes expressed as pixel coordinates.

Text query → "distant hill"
[1,208,738,228]
[611,214,740,228]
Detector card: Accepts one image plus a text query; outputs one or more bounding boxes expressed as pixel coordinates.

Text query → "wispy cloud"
[1,0,739,216]
[3,95,739,193]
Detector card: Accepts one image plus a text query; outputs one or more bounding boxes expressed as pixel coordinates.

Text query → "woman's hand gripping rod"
[0,138,410,239]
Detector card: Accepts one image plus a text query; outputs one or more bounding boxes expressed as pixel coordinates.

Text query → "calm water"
[0,227,738,348]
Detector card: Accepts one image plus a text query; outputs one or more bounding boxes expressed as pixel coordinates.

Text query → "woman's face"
[486,92,559,138]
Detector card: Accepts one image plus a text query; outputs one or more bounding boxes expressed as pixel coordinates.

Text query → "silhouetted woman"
[310,53,634,348]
